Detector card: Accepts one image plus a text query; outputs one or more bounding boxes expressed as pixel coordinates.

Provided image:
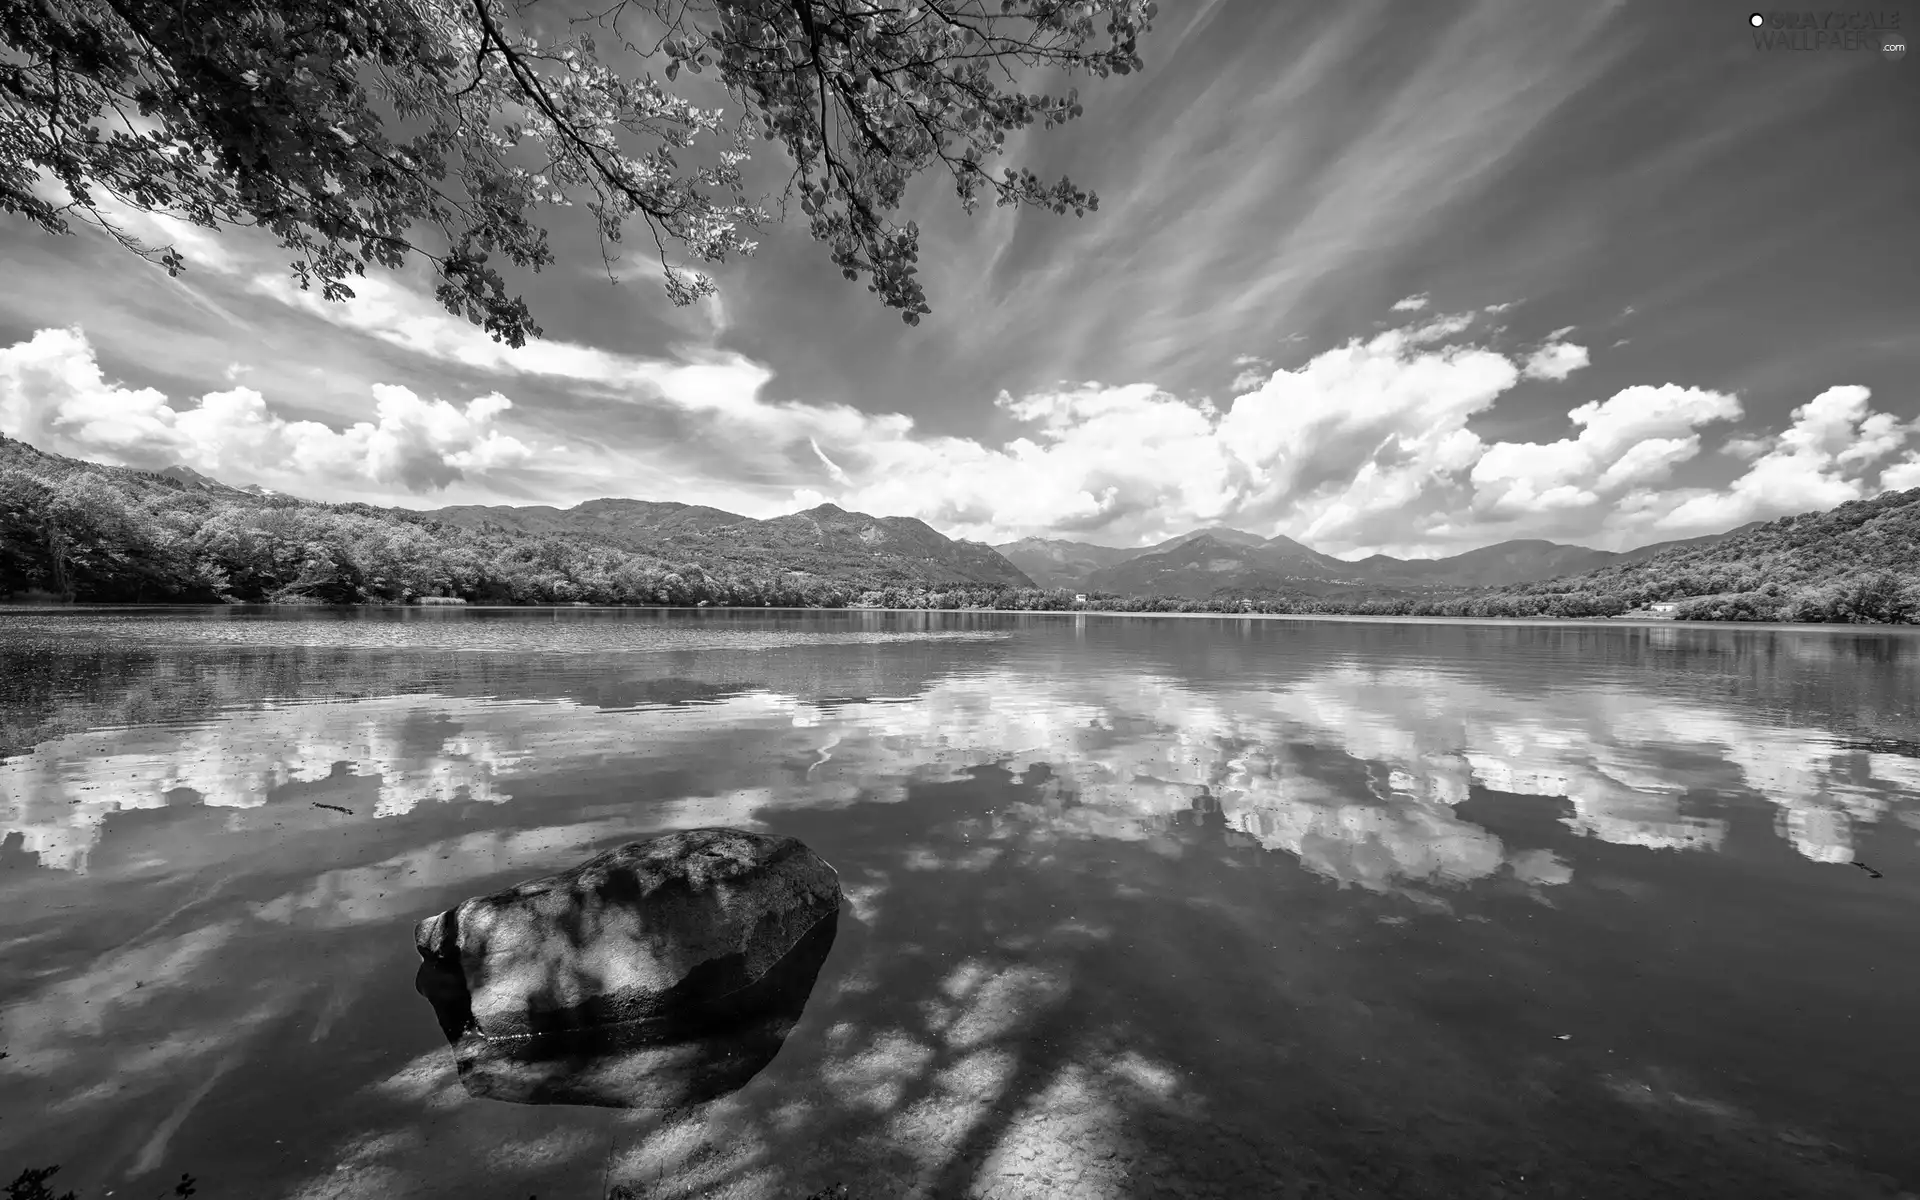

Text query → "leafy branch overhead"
[0,0,1158,342]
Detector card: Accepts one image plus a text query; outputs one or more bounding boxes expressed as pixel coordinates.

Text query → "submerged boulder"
[416,907,837,1109]
[414,827,841,1042]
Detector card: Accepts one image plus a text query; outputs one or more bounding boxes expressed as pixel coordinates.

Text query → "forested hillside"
[2,435,1915,623]
[999,525,1761,597]
[422,496,1033,588]
[0,437,1021,605]
[1497,487,1920,623]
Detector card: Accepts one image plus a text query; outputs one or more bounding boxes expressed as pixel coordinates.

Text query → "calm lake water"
[2,607,1918,1200]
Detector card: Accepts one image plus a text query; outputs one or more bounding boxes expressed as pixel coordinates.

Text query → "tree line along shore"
[4,454,1918,625]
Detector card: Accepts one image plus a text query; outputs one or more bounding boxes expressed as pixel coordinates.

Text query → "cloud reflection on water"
[4,662,1916,886]
[3,623,1918,1198]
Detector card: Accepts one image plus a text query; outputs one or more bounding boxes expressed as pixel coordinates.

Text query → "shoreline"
[1,601,1914,631]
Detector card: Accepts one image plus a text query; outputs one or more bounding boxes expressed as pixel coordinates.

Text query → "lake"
[2,607,1917,1200]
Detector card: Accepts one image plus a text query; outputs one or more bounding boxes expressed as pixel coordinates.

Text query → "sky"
[1,0,1917,559]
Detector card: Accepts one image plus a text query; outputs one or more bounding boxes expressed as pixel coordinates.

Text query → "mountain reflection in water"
[1,609,1917,1200]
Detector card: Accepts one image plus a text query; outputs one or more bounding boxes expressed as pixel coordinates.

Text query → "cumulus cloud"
[1650,386,1915,533]
[1229,354,1272,394]
[251,272,930,496]
[1390,293,1430,312]
[1470,384,1742,517]
[772,309,1917,554]
[0,327,531,493]
[1882,454,1920,492]
[10,286,1913,557]
[795,315,1498,550]
[793,319,1521,549]
[1521,329,1591,381]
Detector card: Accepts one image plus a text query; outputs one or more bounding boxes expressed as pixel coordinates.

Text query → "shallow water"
[2,606,1918,1199]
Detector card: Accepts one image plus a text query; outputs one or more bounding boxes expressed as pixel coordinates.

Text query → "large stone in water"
[415,908,837,1109]
[414,827,840,1041]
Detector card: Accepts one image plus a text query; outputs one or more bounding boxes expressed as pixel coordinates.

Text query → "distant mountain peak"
[154,464,245,493]
[418,493,1031,589]
[994,517,1755,598]
[1181,531,1234,550]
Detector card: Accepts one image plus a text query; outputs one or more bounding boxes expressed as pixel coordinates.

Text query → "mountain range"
[426,500,1739,599]
[0,431,1779,600]
[992,524,1763,600]
[422,498,1034,589]
[401,494,1775,599]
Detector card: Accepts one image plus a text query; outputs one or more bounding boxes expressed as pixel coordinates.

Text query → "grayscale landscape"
[1,2,1916,1198]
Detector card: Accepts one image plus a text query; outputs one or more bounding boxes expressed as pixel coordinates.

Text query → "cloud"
[1228,355,1272,394]
[18,194,936,514]
[1882,455,1920,492]
[1521,329,1591,381]
[8,295,1912,558]
[792,312,1914,556]
[798,314,1527,551]
[925,1,1635,396]
[809,437,853,486]
[1407,312,1480,344]
[254,272,785,423]
[1649,386,1914,533]
[249,272,938,496]
[0,327,532,493]
[38,192,833,464]
[1470,385,1742,517]
[1390,293,1430,312]
[1483,301,1519,314]
[797,312,1523,550]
